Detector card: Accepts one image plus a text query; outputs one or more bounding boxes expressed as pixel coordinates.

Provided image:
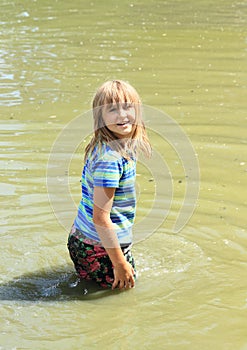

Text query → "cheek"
[102,113,114,126]
[129,110,136,122]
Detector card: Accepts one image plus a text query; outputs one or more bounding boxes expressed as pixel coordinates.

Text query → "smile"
[116,121,130,126]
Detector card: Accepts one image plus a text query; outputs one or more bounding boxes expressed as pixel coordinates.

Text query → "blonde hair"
[84,80,151,160]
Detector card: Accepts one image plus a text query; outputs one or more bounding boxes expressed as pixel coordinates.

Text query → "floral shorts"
[67,228,136,289]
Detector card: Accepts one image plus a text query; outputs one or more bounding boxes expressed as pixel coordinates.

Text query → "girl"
[67,80,151,290]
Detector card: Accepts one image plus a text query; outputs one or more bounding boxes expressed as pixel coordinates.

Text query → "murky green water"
[0,0,246,349]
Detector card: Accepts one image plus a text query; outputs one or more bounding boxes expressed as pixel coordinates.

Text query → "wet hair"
[84,80,151,160]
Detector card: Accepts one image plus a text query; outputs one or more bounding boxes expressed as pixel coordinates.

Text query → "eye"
[124,103,133,110]
[109,106,117,112]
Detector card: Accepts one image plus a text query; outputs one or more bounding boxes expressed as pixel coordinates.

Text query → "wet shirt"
[74,143,136,245]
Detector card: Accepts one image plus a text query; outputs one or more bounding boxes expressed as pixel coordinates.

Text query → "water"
[0,0,246,349]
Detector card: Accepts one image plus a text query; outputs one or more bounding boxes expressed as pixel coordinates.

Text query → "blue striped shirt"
[74,143,136,245]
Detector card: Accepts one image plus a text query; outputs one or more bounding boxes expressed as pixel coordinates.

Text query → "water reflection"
[0,56,23,107]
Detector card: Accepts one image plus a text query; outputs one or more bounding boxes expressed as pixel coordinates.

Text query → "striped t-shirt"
[74,143,136,245]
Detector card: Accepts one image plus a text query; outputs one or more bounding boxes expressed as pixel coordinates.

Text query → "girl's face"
[102,102,136,139]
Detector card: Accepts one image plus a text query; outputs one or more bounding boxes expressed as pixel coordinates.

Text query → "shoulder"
[87,144,123,177]
[95,143,123,164]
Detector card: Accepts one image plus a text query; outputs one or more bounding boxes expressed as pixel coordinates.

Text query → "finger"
[118,280,125,290]
[123,276,135,289]
[129,275,135,288]
[129,267,135,287]
[112,278,119,290]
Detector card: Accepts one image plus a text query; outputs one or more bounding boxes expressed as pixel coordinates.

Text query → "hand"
[112,261,135,290]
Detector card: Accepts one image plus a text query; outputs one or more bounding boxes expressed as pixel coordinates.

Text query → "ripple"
[136,232,207,278]
[0,183,16,196]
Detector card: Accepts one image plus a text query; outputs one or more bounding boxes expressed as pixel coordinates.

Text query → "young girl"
[67,80,151,290]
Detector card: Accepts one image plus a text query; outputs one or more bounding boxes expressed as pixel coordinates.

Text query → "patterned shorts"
[67,228,136,289]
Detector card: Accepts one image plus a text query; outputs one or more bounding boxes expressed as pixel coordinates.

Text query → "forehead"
[102,87,135,105]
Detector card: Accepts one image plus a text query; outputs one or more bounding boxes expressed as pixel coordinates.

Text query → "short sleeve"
[92,150,123,188]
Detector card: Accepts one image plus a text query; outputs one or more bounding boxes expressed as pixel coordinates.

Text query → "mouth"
[116,121,130,126]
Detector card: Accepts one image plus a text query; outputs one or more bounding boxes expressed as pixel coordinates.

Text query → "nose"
[119,107,127,117]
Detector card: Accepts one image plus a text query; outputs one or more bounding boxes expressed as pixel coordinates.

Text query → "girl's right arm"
[93,186,135,290]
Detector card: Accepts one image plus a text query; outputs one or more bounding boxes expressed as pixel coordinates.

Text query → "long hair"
[84,80,152,161]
